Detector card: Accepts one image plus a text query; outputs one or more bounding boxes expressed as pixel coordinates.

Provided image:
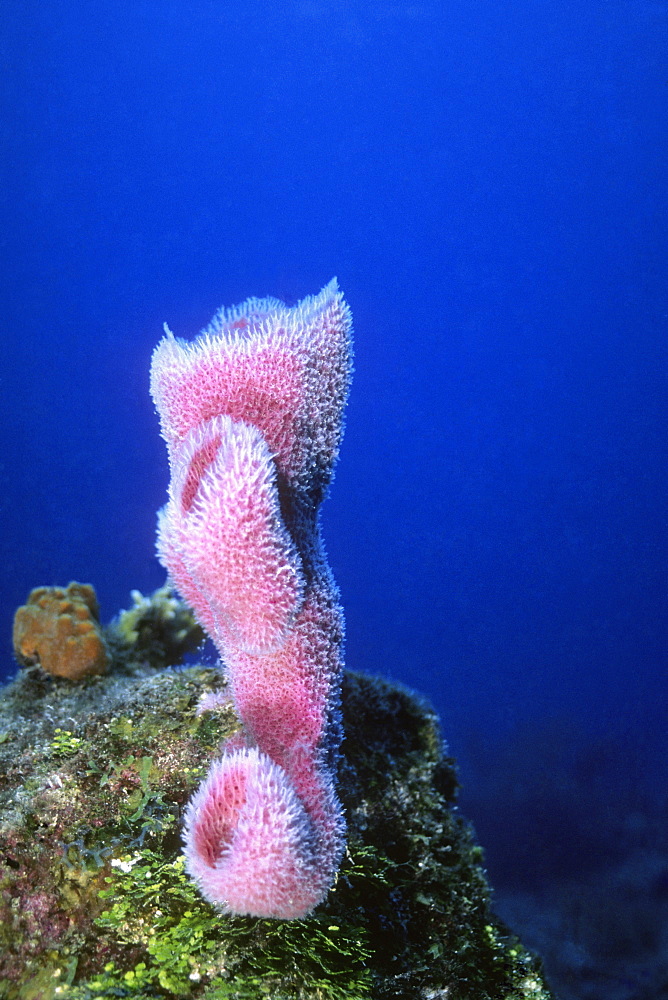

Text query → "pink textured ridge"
[150,279,352,918]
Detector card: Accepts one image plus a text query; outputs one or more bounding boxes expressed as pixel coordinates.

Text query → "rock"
[0,592,553,1000]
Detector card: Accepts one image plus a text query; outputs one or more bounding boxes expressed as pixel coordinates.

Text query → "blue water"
[1,0,666,981]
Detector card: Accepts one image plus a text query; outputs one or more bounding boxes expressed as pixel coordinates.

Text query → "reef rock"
[0,589,553,1000]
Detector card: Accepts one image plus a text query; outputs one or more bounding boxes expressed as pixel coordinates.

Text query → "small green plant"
[50,728,85,757]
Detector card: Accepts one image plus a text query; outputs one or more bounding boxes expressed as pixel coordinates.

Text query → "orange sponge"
[13,583,109,681]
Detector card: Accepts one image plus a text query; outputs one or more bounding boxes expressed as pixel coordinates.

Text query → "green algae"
[0,590,553,1000]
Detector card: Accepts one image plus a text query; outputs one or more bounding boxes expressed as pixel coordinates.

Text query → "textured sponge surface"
[150,280,352,918]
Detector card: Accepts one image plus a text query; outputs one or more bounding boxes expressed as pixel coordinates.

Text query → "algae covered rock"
[0,591,552,1000]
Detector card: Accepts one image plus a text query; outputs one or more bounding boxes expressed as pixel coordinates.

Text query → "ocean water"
[2,2,666,994]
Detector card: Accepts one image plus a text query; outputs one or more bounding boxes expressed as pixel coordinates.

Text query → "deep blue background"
[1,0,666,898]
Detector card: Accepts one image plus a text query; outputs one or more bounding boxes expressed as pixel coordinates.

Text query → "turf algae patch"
[1,594,552,1000]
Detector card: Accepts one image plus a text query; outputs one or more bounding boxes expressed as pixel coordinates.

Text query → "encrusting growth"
[150,279,352,918]
[13,582,109,681]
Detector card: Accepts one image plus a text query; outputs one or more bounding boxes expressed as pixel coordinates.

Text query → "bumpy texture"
[12,583,109,681]
[150,279,352,918]
[0,652,554,999]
